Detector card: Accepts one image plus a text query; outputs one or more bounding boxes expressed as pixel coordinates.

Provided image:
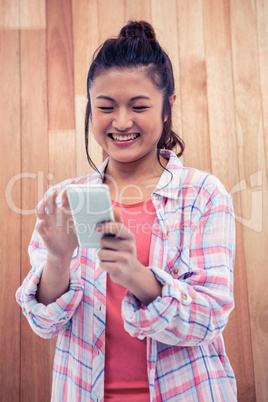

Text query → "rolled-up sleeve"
[16,229,84,339]
[122,191,235,347]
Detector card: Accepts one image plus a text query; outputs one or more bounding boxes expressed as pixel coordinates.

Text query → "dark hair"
[85,20,185,171]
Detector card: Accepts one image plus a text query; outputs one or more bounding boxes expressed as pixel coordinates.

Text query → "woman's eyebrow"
[96,95,115,101]
[130,95,151,101]
[96,95,151,102]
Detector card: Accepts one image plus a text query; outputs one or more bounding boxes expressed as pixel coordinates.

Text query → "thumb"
[113,206,123,223]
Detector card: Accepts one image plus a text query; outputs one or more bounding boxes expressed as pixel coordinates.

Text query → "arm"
[121,190,235,346]
[16,185,84,339]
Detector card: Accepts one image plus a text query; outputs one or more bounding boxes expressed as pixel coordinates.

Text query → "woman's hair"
[85,20,185,171]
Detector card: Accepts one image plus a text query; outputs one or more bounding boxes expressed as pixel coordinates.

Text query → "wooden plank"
[20,28,50,402]
[0,29,21,402]
[176,0,210,171]
[125,0,151,21]
[0,0,19,28]
[203,0,238,185]
[72,0,103,176]
[72,0,99,95]
[46,0,75,130]
[49,130,76,185]
[97,0,126,164]
[98,0,125,42]
[75,95,103,176]
[256,0,268,181]
[151,0,182,158]
[203,2,256,399]
[20,0,46,29]
[229,0,268,400]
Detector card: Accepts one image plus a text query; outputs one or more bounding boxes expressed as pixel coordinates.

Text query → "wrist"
[47,250,74,268]
[126,263,162,306]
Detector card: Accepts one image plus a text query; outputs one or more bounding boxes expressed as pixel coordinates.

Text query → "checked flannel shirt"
[16,150,237,401]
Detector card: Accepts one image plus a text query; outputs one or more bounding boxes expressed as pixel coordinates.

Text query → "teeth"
[111,133,139,141]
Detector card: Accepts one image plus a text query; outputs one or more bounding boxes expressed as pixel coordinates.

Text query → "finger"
[45,189,59,215]
[36,198,46,218]
[95,221,127,239]
[36,218,48,237]
[99,234,119,250]
[62,181,76,212]
[61,189,70,210]
[98,248,118,263]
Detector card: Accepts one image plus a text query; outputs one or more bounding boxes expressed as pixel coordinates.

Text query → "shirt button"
[154,195,159,201]
[182,293,188,300]
[173,268,179,275]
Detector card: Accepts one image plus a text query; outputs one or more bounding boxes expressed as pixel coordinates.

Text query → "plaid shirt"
[16,150,237,401]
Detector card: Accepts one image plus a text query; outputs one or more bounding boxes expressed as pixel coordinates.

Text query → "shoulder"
[161,151,232,217]
[163,150,230,200]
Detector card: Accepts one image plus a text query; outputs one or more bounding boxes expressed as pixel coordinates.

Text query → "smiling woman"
[89,67,166,170]
[85,21,185,174]
[16,20,237,402]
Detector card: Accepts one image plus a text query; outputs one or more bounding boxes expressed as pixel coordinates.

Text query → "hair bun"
[119,20,156,41]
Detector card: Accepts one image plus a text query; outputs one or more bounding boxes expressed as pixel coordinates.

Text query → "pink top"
[104,198,156,401]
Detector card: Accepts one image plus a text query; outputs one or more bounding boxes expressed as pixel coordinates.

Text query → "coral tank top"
[104,198,156,401]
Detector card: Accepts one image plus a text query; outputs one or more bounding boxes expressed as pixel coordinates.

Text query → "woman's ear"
[169,94,176,111]
[164,94,176,122]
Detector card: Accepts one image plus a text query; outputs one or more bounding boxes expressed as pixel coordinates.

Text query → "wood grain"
[0,0,19,28]
[230,0,268,400]
[1,0,267,400]
[0,29,21,402]
[20,28,50,401]
[72,0,102,176]
[125,0,151,21]
[176,0,210,171]
[98,0,125,42]
[203,1,256,400]
[49,130,76,185]
[46,0,75,130]
[151,0,182,157]
[20,0,46,29]
[256,0,268,181]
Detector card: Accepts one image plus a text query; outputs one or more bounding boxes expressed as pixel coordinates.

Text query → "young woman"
[16,21,237,401]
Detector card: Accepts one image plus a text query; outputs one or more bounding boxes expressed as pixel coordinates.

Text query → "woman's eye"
[133,106,149,111]
[98,107,113,111]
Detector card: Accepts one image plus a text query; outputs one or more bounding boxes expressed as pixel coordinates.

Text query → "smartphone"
[66,184,114,248]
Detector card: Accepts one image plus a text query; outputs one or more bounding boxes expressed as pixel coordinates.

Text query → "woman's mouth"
[109,133,140,142]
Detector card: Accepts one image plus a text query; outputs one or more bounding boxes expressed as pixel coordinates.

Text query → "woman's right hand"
[35,186,78,262]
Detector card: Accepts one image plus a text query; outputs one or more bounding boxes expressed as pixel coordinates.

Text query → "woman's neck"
[103,154,168,203]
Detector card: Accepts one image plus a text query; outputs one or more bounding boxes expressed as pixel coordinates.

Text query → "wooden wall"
[1,0,267,401]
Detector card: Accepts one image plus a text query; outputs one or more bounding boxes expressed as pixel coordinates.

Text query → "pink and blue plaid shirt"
[16,150,237,401]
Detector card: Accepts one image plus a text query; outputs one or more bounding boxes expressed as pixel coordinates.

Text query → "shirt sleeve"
[15,227,84,339]
[121,188,236,347]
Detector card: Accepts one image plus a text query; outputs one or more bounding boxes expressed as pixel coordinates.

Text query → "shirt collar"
[153,149,183,199]
[85,149,183,200]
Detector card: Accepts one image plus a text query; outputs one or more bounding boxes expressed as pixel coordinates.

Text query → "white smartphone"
[66,184,114,248]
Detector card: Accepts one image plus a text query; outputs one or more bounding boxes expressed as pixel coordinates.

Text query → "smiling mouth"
[109,133,140,142]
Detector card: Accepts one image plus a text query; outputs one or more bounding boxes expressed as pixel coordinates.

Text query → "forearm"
[126,263,162,306]
[36,253,72,305]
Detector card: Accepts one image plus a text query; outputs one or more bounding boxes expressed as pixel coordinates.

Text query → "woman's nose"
[112,109,133,130]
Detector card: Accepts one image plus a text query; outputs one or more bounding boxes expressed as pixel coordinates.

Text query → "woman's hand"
[96,208,162,305]
[36,185,78,262]
[96,208,141,287]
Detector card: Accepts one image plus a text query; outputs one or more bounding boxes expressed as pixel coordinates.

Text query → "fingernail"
[95,224,103,233]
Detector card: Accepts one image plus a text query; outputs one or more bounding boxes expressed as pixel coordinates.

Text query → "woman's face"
[89,67,165,168]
